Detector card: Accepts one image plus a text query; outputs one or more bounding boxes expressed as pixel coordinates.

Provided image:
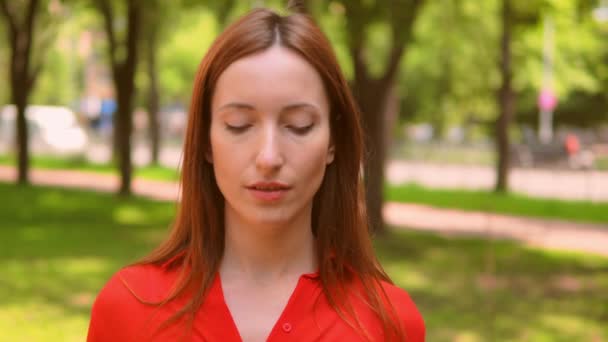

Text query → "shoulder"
[379,280,426,342]
[87,268,136,341]
[87,263,179,341]
[94,263,176,304]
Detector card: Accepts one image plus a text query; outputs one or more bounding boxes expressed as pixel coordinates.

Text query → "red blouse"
[87,258,425,341]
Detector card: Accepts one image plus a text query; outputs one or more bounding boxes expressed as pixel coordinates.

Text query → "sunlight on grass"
[375,229,608,341]
[383,264,430,289]
[59,257,111,275]
[1,182,175,341]
[1,182,607,341]
[113,205,148,225]
[540,314,591,335]
[0,303,88,342]
[452,331,482,342]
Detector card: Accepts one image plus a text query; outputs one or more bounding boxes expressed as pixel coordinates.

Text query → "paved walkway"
[387,161,608,202]
[7,141,607,201]
[1,166,607,258]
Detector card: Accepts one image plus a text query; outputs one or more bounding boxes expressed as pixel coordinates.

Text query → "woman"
[87,7,425,342]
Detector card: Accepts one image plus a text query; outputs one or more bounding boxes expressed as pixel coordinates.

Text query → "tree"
[342,0,425,233]
[495,0,515,192]
[0,0,60,184]
[495,0,548,192]
[0,23,7,104]
[139,0,238,165]
[94,0,142,195]
[140,1,164,165]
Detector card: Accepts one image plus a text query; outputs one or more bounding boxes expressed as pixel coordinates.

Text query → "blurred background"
[1,0,607,341]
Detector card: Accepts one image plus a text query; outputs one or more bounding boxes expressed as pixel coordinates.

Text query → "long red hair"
[134,8,405,340]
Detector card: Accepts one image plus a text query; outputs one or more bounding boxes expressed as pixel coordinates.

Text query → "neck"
[220,204,317,283]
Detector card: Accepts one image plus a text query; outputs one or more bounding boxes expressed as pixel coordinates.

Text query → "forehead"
[211,46,329,113]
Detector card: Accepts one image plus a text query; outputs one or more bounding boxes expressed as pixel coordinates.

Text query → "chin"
[243,204,304,227]
[249,211,294,227]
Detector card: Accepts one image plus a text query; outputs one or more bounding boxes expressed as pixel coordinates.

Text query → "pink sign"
[538,89,557,111]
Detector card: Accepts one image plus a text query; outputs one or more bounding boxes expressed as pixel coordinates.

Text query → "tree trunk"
[353,77,392,234]
[15,95,29,185]
[11,50,31,185]
[384,84,400,152]
[112,117,120,162]
[495,0,514,192]
[343,0,424,234]
[115,82,133,196]
[3,0,41,186]
[108,0,141,196]
[146,26,160,165]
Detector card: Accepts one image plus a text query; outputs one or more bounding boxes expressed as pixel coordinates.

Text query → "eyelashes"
[225,124,252,134]
[287,124,314,135]
[225,124,314,135]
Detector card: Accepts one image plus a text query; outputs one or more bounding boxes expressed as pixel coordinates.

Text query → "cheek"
[291,137,332,187]
[209,129,243,193]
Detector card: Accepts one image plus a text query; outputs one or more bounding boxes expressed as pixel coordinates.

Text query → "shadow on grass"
[0,182,176,326]
[1,182,607,341]
[375,230,608,341]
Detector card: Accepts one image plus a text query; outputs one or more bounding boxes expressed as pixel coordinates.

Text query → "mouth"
[246,182,291,191]
[246,182,291,201]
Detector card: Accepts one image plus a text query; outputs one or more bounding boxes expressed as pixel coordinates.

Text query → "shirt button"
[282,322,292,333]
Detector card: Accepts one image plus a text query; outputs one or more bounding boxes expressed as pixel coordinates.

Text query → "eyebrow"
[216,102,321,114]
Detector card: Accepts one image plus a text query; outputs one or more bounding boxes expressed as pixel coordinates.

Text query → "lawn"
[1,183,607,341]
[387,183,608,225]
[0,154,180,182]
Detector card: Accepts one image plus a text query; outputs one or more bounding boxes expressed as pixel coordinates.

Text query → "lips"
[246,182,291,201]
[247,181,291,191]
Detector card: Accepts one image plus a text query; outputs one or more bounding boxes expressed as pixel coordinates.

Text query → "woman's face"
[209,46,334,229]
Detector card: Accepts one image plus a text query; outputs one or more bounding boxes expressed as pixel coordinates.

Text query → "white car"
[0,105,89,154]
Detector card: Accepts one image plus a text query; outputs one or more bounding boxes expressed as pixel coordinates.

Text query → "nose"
[255,125,284,173]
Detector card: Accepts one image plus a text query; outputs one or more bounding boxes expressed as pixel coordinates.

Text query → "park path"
[1,165,607,258]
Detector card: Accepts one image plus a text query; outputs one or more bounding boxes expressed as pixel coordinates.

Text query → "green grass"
[387,183,608,225]
[0,154,180,181]
[1,183,607,341]
[0,182,176,341]
[374,231,608,341]
[596,156,608,171]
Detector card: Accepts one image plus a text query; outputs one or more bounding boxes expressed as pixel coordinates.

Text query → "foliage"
[9,0,606,131]
[402,0,501,135]
[156,9,218,107]
[3,0,605,128]
[401,0,608,134]
[30,2,98,107]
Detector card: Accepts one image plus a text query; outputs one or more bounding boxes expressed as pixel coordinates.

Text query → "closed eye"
[287,124,314,135]
[225,124,252,133]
